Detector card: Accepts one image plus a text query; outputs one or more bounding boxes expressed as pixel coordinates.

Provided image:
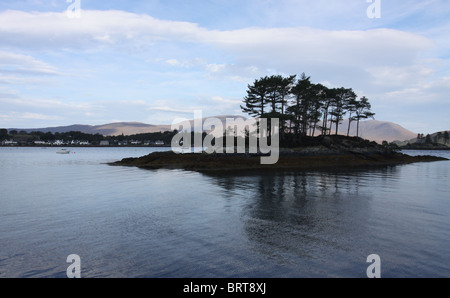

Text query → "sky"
[0,0,449,134]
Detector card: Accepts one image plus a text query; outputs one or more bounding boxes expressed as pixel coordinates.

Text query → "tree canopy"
[241,73,375,145]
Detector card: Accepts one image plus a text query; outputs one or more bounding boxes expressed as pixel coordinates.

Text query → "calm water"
[0,147,449,278]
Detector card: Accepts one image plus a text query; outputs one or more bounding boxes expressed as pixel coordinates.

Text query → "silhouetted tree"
[308,83,326,137]
[270,74,296,141]
[444,131,449,144]
[287,73,312,139]
[241,76,271,119]
[330,88,357,136]
[354,96,375,137]
[320,86,334,136]
[345,96,359,137]
[265,74,296,140]
[0,128,8,140]
[241,74,375,145]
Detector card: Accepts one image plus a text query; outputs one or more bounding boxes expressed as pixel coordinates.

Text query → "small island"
[109,74,448,172]
[110,135,448,173]
[396,132,450,150]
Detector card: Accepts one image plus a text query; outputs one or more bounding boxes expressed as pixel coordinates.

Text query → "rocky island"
[110,136,448,172]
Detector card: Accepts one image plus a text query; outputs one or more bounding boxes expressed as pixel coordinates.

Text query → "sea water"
[0,147,449,278]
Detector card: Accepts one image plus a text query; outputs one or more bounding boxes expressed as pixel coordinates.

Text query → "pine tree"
[287,73,313,138]
[241,77,270,119]
[320,87,334,136]
[330,88,356,136]
[354,96,375,138]
[346,96,359,137]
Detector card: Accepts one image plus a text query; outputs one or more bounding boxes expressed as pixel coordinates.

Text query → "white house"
[2,140,18,145]
[53,140,65,145]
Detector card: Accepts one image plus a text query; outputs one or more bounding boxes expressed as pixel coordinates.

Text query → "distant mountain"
[328,119,418,143]
[394,130,450,147]
[10,122,173,136]
[9,117,419,143]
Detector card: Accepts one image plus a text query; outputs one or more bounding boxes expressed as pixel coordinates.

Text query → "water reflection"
[2,146,447,277]
[204,167,402,275]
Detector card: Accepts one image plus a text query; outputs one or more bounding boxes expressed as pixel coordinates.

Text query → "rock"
[110,147,447,173]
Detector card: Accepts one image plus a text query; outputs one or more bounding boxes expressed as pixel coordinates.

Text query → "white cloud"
[0,10,207,50]
[163,58,207,69]
[0,111,63,125]
[0,10,434,63]
[211,96,241,105]
[147,106,192,114]
[0,51,61,76]
[366,65,435,88]
[383,76,450,104]
[0,10,436,91]
[20,112,63,120]
[165,59,181,67]
[0,8,448,132]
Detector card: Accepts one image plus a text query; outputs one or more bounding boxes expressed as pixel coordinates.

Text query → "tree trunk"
[356,120,360,137]
[281,101,285,143]
[322,110,327,135]
[347,118,352,137]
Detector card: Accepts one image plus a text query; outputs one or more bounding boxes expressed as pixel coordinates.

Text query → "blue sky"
[0,0,449,134]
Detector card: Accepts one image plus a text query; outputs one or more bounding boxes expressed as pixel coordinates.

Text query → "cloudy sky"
[0,0,449,134]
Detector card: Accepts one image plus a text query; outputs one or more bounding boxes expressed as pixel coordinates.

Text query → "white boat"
[56,149,71,154]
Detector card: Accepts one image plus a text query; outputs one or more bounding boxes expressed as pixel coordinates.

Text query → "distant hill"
[9,117,419,143]
[327,119,418,143]
[394,130,450,148]
[10,122,173,136]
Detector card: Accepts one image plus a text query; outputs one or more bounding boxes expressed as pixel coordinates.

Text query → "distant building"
[2,140,18,146]
[155,140,165,145]
[100,140,110,146]
[53,140,65,146]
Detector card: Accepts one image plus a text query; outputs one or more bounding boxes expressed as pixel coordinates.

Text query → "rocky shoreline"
[109,136,448,172]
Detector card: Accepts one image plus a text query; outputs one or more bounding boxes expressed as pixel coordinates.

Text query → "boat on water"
[56,149,71,154]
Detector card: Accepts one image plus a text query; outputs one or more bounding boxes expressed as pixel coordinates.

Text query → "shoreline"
[109,150,448,173]
[109,135,449,172]
[0,145,170,148]
[400,147,450,151]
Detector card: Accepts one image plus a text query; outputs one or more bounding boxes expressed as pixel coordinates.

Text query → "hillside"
[9,117,419,143]
[394,130,450,148]
[110,135,448,172]
[9,122,172,136]
[327,119,417,143]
